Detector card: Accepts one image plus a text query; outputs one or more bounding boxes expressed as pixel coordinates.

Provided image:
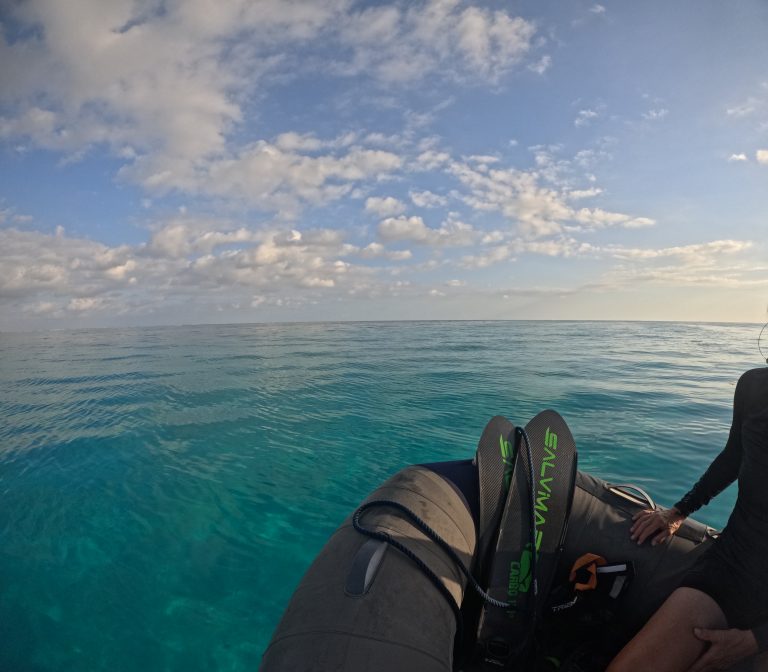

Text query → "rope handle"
[605,483,656,510]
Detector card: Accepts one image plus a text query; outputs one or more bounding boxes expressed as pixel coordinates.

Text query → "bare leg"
[607,587,727,672]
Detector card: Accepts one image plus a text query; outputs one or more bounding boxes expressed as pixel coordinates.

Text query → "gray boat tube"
[259,463,477,672]
[558,471,718,635]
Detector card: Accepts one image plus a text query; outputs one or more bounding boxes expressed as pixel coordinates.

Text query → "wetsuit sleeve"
[673,377,745,517]
[753,622,768,653]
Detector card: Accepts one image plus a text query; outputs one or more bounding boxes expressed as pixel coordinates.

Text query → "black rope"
[516,425,539,659]
[351,426,540,652]
[353,500,467,645]
[353,499,513,610]
[517,426,538,603]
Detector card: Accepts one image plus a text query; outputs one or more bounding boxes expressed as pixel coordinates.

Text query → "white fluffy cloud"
[642,108,669,121]
[606,239,752,261]
[0,219,374,317]
[528,55,552,75]
[378,215,476,246]
[147,220,261,258]
[0,0,544,207]
[336,0,539,84]
[365,196,407,217]
[124,140,403,214]
[459,237,756,276]
[594,240,762,289]
[410,190,449,208]
[756,149,768,164]
[448,154,651,239]
[0,0,265,160]
[0,227,139,305]
[571,208,655,231]
[574,109,599,127]
[357,242,413,261]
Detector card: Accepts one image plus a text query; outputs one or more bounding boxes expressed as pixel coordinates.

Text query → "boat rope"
[518,425,539,603]
[353,499,511,610]
[351,427,539,646]
[353,499,468,645]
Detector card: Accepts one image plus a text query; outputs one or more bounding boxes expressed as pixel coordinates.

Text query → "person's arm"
[673,376,745,517]
[631,374,747,545]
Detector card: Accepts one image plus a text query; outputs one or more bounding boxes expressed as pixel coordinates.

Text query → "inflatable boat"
[259,411,717,671]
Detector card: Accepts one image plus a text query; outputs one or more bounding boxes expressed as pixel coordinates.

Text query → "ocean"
[0,320,761,671]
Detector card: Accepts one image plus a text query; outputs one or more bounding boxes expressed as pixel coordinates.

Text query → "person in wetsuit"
[607,366,768,672]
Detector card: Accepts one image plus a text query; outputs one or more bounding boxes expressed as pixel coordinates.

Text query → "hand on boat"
[629,507,685,545]
[688,627,759,672]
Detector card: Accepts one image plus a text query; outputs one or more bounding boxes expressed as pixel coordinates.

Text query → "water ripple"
[0,320,761,671]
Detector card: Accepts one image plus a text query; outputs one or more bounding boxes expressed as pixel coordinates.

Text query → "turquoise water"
[0,320,761,671]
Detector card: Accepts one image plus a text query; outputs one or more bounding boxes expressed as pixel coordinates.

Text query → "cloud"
[147,219,260,258]
[377,215,476,246]
[728,153,749,162]
[365,196,407,217]
[573,148,612,169]
[0,227,139,303]
[410,190,448,208]
[589,4,607,14]
[571,208,655,231]
[357,242,413,261]
[0,0,542,210]
[642,108,669,121]
[574,109,599,127]
[0,206,34,225]
[727,98,760,118]
[608,239,752,261]
[274,131,358,152]
[460,245,513,269]
[0,0,266,160]
[0,218,383,318]
[567,187,603,200]
[757,149,768,164]
[450,160,569,237]
[447,154,649,239]
[377,215,434,243]
[1,212,758,325]
[416,150,452,170]
[467,154,501,165]
[528,55,552,75]
[336,1,539,84]
[592,240,762,290]
[68,297,107,313]
[124,140,403,215]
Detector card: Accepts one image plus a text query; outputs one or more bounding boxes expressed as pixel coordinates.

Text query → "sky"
[1,0,767,331]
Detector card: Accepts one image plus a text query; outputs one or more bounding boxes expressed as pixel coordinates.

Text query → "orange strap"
[569,553,607,591]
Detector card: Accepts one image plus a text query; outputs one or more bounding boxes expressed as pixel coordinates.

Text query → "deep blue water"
[0,320,761,671]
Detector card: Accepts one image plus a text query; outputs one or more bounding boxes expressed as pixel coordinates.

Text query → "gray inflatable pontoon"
[259,417,717,672]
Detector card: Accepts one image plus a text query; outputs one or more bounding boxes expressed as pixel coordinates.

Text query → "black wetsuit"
[675,367,768,650]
